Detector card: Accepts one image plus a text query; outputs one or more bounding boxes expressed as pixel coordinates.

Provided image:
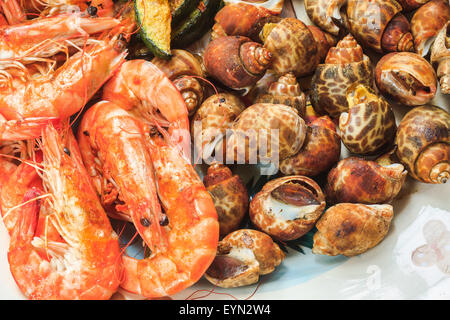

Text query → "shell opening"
[206,246,257,280]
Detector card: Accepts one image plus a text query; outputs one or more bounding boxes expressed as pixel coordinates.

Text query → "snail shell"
[152,49,205,115]
[280,116,341,177]
[395,105,450,184]
[310,34,374,118]
[227,103,307,163]
[191,93,246,162]
[204,229,284,288]
[375,52,437,106]
[249,176,326,241]
[261,18,319,77]
[204,36,272,89]
[212,3,276,41]
[396,0,431,11]
[203,163,249,237]
[411,0,450,56]
[312,203,394,257]
[304,0,347,36]
[339,84,397,155]
[431,22,450,94]
[326,157,407,204]
[255,72,307,116]
[346,0,414,53]
[308,25,338,64]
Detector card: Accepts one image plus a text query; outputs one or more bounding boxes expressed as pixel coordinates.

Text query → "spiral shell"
[411,0,450,56]
[312,203,394,257]
[431,22,450,94]
[250,176,326,241]
[204,36,272,89]
[305,0,347,36]
[308,25,338,64]
[339,84,397,155]
[310,34,374,118]
[396,0,430,11]
[255,72,307,116]
[262,18,319,77]
[227,103,307,163]
[395,105,450,184]
[326,157,407,204]
[152,49,205,115]
[280,116,341,177]
[203,163,249,237]
[375,52,437,106]
[191,93,246,161]
[346,0,414,53]
[205,229,284,288]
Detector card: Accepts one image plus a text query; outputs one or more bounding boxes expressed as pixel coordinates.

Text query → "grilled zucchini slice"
[170,0,200,25]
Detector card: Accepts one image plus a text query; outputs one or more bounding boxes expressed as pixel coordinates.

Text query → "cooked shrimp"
[120,133,219,298]
[102,59,190,158]
[6,124,121,300]
[21,0,115,17]
[0,0,26,25]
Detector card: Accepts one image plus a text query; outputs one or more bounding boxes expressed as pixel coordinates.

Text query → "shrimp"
[0,14,120,71]
[102,59,190,158]
[6,124,121,300]
[21,0,115,18]
[120,133,219,298]
[0,24,128,121]
[0,0,26,25]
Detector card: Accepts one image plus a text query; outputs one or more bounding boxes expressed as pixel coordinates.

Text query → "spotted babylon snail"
[431,22,450,94]
[227,103,307,163]
[396,105,450,184]
[307,25,338,65]
[205,229,284,288]
[191,93,246,162]
[203,163,249,237]
[339,84,397,155]
[211,3,276,41]
[261,18,319,77]
[310,34,374,118]
[396,0,431,11]
[152,49,205,116]
[204,36,273,89]
[305,0,347,36]
[255,72,307,116]
[346,0,414,53]
[280,116,341,177]
[375,52,437,106]
[250,176,326,241]
[326,157,407,204]
[312,203,394,257]
[411,0,450,56]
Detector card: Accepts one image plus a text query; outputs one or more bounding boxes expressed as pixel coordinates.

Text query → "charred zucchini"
[135,0,172,59]
[170,0,200,25]
[171,0,222,48]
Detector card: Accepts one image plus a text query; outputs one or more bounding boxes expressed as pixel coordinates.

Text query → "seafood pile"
[0,0,448,300]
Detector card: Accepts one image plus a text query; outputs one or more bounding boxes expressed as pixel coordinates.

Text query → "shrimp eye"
[140,218,151,227]
[160,214,169,226]
[63,147,71,156]
[83,130,90,137]
[87,5,98,16]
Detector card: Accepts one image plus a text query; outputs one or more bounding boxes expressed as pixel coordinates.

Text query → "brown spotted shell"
[312,203,394,257]
[395,105,450,184]
[152,49,205,115]
[375,52,437,106]
[280,116,341,177]
[204,229,284,288]
[347,0,413,53]
[262,18,318,77]
[249,176,326,241]
[305,0,347,36]
[203,163,249,237]
[227,103,307,163]
[191,93,246,162]
[255,72,307,116]
[431,22,450,94]
[396,0,431,11]
[308,25,338,64]
[411,0,450,56]
[310,35,374,118]
[326,157,407,204]
[339,84,397,155]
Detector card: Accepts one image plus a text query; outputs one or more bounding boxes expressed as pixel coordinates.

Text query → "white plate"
[0,0,449,300]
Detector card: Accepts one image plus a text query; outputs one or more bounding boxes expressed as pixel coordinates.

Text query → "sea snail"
[431,22,450,94]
